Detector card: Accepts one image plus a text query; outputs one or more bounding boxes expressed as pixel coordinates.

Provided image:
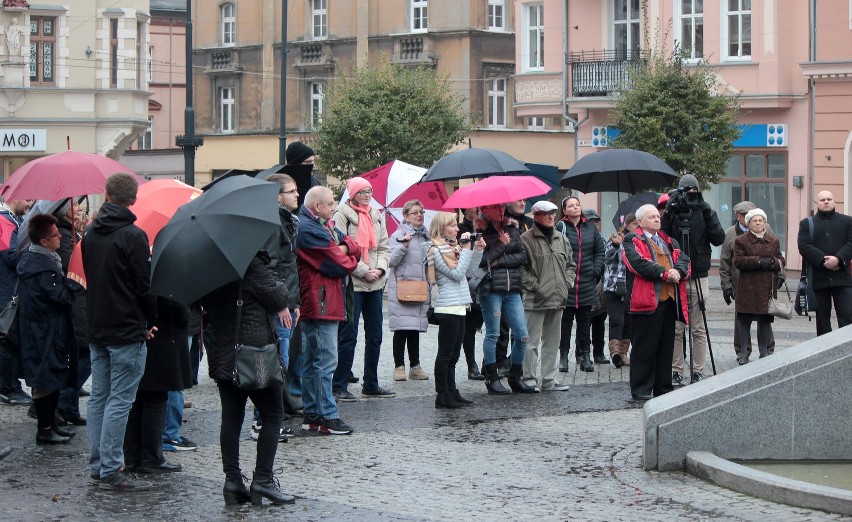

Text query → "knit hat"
[678,174,699,189]
[285,141,315,165]
[347,176,372,197]
[733,201,757,215]
[744,208,767,224]
[530,200,558,214]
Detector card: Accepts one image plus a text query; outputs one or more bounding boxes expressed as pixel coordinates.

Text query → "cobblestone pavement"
[0,275,841,521]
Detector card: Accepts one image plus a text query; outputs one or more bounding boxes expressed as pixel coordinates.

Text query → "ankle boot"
[223,475,251,505]
[609,339,623,368]
[250,473,295,505]
[579,353,595,372]
[53,425,76,438]
[508,364,539,393]
[435,391,463,409]
[36,428,70,445]
[558,350,570,372]
[620,340,631,366]
[593,351,610,364]
[467,363,484,381]
[484,363,511,395]
[451,389,473,405]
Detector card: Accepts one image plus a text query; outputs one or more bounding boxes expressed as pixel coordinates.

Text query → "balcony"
[203,48,244,76]
[566,50,648,98]
[293,42,334,68]
[392,36,437,66]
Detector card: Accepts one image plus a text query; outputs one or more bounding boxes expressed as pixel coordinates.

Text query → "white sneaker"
[542,381,570,391]
[251,421,293,442]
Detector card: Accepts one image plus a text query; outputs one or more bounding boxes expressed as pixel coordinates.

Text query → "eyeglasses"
[280,188,298,195]
[356,189,373,196]
[406,210,424,216]
[47,233,61,239]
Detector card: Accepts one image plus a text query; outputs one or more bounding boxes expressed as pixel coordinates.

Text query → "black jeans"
[814,286,852,336]
[124,390,167,467]
[560,305,592,358]
[392,330,420,367]
[463,304,483,367]
[434,313,465,395]
[217,380,283,481]
[629,300,676,398]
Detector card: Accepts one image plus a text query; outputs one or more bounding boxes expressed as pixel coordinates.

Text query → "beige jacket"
[332,203,390,292]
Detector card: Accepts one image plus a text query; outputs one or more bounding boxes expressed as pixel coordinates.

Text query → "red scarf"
[351,202,377,260]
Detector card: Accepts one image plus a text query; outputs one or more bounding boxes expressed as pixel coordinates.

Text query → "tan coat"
[332,203,390,293]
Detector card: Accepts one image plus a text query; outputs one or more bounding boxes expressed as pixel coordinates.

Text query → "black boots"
[435,391,463,409]
[451,389,473,405]
[250,473,295,505]
[467,363,484,381]
[593,354,610,364]
[484,363,511,395]
[578,354,595,372]
[223,475,251,505]
[507,364,538,393]
[558,350,570,372]
[36,427,70,445]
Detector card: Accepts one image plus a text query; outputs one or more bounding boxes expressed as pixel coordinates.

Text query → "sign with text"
[0,129,47,152]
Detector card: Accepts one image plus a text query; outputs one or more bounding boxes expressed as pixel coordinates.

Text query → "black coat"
[557,217,605,308]
[662,202,725,278]
[0,210,21,307]
[480,220,527,293]
[202,255,288,382]
[797,209,852,290]
[274,207,300,309]
[17,250,78,390]
[139,297,192,392]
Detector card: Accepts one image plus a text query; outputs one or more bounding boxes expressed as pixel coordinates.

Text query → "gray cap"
[583,208,600,221]
[733,201,757,215]
[530,200,558,213]
[679,174,699,189]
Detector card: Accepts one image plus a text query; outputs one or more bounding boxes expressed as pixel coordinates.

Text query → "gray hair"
[303,185,332,209]
[634,204,657,221]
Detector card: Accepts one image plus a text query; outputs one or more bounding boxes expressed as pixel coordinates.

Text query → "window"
[528,117,545,130]
[110,18,119,87]
[147,46,154,82]
[613,0,640,59]
[412,0,428,32]
[29,16,56,85]
[726,0,751,58]
[138,117,153,150]
[220,87,235,132]
[221,3,236,45]
[488,0,505,31]
[524,3,544,70]
[487,78,506,128]
[679,0,703,59]
[312,0,327,40]
[310,82,324,128]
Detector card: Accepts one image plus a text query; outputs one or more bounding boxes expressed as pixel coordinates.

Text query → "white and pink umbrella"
[340,160,449,235]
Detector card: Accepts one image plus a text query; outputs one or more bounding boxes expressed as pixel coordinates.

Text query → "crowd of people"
[2,145,851,505]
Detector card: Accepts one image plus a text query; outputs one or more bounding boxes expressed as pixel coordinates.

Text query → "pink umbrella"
[1,150,144,201]
[442,176,551,209]
[340,160,449,235]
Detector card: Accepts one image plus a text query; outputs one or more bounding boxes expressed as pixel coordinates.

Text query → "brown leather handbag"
[396,279,429,303]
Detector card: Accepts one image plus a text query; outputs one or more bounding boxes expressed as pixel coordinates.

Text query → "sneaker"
[333,389,358,402]
[542,381,570,391]
[691,372,704,383]
[408,365,429,380]
[318,417,353,435]
[361,386,396,398]
[393,366,407,381]
[251,421,293,442]
[98,468,153,491]
[89,473,101,485]
[301,414,322,432]
[0,390,32,406]
[672,372,684,387]
[162,436,197,452]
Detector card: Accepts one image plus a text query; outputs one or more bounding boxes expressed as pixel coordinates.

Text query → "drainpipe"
[808,0,816,213]
[562,0,588,190]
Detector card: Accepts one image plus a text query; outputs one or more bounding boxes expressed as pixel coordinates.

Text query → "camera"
[459,233,481,244]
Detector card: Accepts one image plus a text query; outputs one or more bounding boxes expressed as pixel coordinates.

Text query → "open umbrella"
[523,163,561,212]
[560,149,677,193]
[150,176,281,306]
[420,148,530,182]
[1,151,144,201]
[339,160,448,235]
[611,191,659,229]
[131,179,202,241]
[442,176,551,210]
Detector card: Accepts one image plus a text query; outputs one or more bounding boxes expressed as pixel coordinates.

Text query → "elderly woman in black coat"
[17,214,79,444]
[202,251,293,506]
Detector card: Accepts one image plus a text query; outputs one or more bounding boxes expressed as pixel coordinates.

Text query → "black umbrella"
[523,163,561,212]
[420,148,530,182]
[560,149,678,193]
[611,191,659,229]
[201,169,258,191]
[150,175,281,306]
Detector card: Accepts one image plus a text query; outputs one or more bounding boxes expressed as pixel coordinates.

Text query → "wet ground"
[0,275,845,521]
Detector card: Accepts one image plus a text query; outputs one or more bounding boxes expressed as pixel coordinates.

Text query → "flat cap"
[733,201,757,214]
[530,200,558,213]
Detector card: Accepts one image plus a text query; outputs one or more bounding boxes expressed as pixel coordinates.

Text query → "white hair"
[303,186,331,208]
[634,204,657,221]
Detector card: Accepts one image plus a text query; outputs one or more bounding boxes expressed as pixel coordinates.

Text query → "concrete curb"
[686,451,852,516]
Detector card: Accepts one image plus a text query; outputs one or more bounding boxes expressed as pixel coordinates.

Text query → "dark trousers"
[591,311,607,357]
[629,300,676,398]
[0,348,23,394]
[189,333,202,385]
[814,286,852,336]
[560,305,592,358]
[58,345,91,416]
[217,381,283,481]
[495,316,511,364]
[392,330,420,367]
[335,289,384,391]
[434,314,465,395]
[463,305,483,367]
[604,292,632,340]
[736,315,774,360]
[33,390,60,430]
[124,390,167,467]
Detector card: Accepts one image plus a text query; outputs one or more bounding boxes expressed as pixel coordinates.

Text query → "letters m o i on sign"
[0,129,47,152]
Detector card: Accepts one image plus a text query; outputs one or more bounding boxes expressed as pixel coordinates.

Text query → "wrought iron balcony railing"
[566,49,648,97]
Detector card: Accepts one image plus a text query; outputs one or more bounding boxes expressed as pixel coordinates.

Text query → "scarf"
[535,222,554,237]
[426,237,460,283]
[29,243,63,272]
[751,230,766,239]
[350,202,377,260]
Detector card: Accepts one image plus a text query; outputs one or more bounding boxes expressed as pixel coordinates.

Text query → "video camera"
[458,233,482,244]
[666,186,704,213]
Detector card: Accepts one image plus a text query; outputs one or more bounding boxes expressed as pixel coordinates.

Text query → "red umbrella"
[1,151,144,201]
[442,176,551,209]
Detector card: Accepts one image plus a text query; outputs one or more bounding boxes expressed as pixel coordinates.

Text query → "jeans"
[814,286,852,336]
[302,319,340,419]
[217,380,282,481]
[479,291,528,366]
[124,390,167,467]
[287,322,304,398]
[163,390,183,441]
[88,342,147,478]
[58,345,91,416]
[334,289,384,391]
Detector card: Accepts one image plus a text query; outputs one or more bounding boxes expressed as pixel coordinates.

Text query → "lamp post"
[279,1,288,165]
[176,0,203,187]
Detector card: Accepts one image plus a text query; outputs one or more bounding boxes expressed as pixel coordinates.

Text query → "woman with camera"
[426,212,485,408]
[603,213,638,368]
[732,209,784,363]
[387,200,430,382]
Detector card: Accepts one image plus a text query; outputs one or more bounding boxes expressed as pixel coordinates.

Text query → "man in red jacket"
[296,186,360,435]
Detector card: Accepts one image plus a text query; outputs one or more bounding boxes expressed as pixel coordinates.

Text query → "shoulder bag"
[232,282,285,390]
[396,273,429,303]
[767,275,793,320]
[0,280,20,353]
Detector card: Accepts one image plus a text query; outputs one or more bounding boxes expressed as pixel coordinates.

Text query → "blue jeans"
[163,390,183,441]
[87,342,147,477]
[334,289,384,391]
[58,345,91,416]
[301,319,340,420]
[479,291,528,366]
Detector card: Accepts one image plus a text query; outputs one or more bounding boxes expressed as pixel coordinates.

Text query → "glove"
[759,257,773,270]
[776,277,785,290]
[723,288,734,305]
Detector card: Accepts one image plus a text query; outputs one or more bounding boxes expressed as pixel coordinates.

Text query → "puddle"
[738,461,852,491]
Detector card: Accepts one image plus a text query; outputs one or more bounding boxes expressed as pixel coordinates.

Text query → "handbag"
[396,279,429,303]
[231,283,285,390]
[468,266,492,296]
[0,280,20,353]
[767,277,793,320]
[795,217,819,318]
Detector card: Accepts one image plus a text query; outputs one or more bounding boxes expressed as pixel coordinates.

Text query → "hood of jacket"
[91,202,138,235]
[17,249,60,279]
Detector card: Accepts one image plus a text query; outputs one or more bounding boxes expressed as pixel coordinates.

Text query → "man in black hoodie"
[82,172,157,491]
